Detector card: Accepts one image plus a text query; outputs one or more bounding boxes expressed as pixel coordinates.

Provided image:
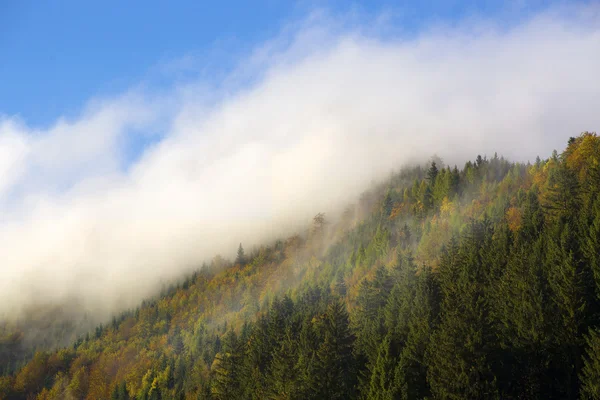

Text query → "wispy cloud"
[0,4,599,318]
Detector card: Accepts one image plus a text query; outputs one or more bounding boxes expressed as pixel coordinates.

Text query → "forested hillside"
[2,132,600,399]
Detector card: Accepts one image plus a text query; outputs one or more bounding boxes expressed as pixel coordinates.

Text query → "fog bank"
[0,5,599,318]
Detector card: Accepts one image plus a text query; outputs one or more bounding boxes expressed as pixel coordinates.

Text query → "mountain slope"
[2,132,600,399]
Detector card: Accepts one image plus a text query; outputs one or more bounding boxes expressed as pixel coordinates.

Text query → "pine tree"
[353,267,392,367]
[545,221,592,399]
[367,335,405,400]
[268,327,299,399]
[398,265,438,400]
[419,181,433,211]
[211,331,244,400]
[427,161,439,184]
[450,166,460,197]
[426,226,499,399]
[312,213,326,235]
[313,300,356,400]
[581,328,600,399]
[236,243,246,265]
[432,168,450,208]
[583,199,600,300]
[111,383,120,400]
[244,317,269,399]
[490,237,552,397]
[296,315,320,399]
[543,162,581,221]
[382,189,394,218]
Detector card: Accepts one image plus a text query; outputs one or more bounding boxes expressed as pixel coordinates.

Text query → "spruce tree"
[211,331,244,400]
[314,300,356,400]
[398,265,438,400]
[581,328,600,400]
[367,335,405,400]
[269,327,299,399]
[427,161,439,184]
[236,243,246,265]
[426,226,499,399]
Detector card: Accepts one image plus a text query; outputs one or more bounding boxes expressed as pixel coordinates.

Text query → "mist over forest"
[1,2,600,400]
[1,3,599,321]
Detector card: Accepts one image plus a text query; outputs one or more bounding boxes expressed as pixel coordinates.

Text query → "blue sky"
[0,0,551,129]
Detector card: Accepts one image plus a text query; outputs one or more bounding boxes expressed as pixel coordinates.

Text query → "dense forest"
[1,132,600,399]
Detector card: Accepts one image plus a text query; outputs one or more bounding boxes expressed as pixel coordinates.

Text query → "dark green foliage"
[427,161,439,184]
[268,328,298,399]
[584,199,600,300]
[111,381,129,400]
[581,328,600,399]
[367,335,405,400]
[426,225,500,399]
[543,162,581,220]
[211,331,245,400]
[352,266,393,368]
[236,243,246,265]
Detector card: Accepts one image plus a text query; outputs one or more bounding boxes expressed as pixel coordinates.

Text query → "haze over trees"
[1,3,600,325]
[0,132,599,399]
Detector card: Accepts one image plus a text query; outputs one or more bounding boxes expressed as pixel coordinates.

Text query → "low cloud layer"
[0,5,599,318]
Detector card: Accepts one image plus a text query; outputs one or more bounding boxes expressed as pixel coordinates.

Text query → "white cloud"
[0,4,599,318]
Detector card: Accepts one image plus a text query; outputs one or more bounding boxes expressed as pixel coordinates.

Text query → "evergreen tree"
[313,300,356,400]
[426,226,499,399]
[367,335,405,400]
[295,315,320,399]
[581,328,600,400]
[268,327,299,399]
[419,181,433,211]
[545,221,593,399]
[382,189,394,218]
[211,331,244,400]
[543,162,581,221]
[427,161,439,184]
[236,243,246,265]
[583,199,600,300]
[353,267,393,368]
[450,166,460,197]
[490,237,552,397]
[398,265,439,400]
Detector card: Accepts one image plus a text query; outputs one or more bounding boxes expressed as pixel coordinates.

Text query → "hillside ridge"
[1,132,600,399]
